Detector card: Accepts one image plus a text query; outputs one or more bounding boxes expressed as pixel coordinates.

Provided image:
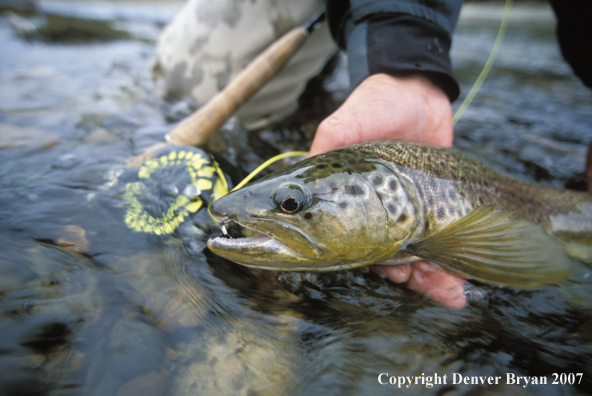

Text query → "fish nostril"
[243,191,252,199]
[209,202,225,217]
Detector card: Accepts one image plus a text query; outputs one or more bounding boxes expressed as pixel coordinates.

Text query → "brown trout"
[207,141,592,287]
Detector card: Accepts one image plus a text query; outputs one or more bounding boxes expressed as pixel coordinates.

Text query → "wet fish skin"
[208,141,591,287]
[360,142,592,261]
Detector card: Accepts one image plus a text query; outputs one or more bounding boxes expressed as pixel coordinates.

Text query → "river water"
[1,2,591,395]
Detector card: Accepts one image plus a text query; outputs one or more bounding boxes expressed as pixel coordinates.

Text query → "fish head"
[207,149,422,271]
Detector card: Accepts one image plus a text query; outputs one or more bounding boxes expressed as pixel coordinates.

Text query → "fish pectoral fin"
[405,205,575,287]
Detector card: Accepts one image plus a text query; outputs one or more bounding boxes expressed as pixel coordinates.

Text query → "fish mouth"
[206,217,302,259]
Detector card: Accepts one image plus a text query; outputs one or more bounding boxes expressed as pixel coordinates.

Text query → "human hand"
[310,73,467,309]
[309,73,453,156]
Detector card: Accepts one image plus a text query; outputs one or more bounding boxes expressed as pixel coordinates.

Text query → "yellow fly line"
[230,151,309,192]
[452,0,512,126]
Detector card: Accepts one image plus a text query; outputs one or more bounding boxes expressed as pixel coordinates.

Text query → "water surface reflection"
[1,2,591,395]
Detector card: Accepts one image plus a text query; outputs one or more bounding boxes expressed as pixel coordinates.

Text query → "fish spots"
[303,212,314,220]
[447,189,457,200]
[371,171,412,227]
[339,202,348,209]
[399,213,407,222]
[437,207,446,219]
[345,185,364,196]
[296,150,378,182]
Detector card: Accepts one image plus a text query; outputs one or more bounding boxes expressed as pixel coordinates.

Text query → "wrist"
[346,14,460,102]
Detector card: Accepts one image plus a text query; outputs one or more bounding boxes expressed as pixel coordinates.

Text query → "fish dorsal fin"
[405,205,575,287]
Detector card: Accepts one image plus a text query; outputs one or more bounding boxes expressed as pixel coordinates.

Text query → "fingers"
[372,263,411,283]
[406,261,467,310]
[372,261,467,310]
[309,112,361,156]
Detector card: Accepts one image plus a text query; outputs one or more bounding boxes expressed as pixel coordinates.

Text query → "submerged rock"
[8,12,132,43]
[0,124,59,150]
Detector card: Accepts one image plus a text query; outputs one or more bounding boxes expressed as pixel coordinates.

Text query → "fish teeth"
[217,217,231,226]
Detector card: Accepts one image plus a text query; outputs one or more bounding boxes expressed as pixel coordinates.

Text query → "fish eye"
[280,197,300,213]
[273,184,307,214]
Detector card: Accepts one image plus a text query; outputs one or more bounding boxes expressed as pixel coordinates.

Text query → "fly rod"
[164,9,325,147]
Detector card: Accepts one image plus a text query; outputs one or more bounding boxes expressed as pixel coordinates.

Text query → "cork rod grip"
[166,27,308,147]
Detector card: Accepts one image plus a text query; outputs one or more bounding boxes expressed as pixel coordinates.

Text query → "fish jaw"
[207,230,307,268]
[206,217,348,270]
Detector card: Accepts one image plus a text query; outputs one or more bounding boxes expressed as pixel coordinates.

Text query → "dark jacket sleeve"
[323,0,463,102]
[550,1,592,90]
